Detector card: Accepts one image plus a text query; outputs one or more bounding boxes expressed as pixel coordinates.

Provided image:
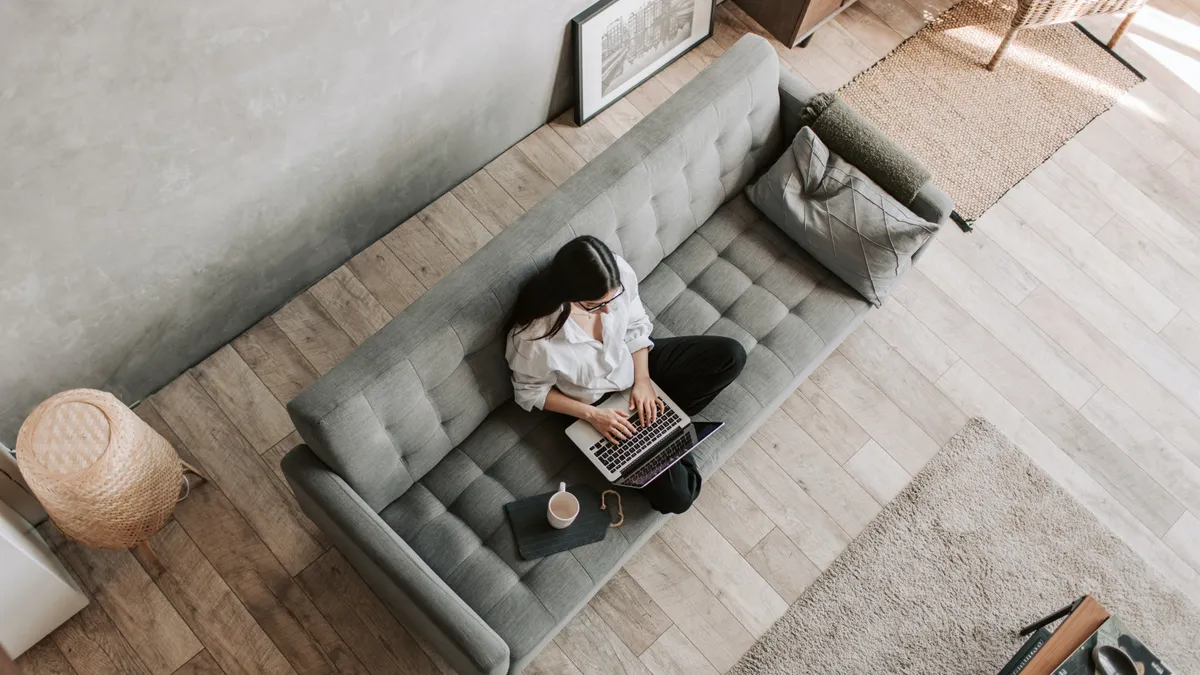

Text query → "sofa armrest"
[281,445,510,675]
[778,68,820,144]
[910,181,954,227]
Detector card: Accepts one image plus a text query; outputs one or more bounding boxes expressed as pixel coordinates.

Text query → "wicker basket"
[16,389,183,549]
[988,0,1147,70]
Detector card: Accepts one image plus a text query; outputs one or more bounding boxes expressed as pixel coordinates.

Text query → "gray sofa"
[282,34,952,675]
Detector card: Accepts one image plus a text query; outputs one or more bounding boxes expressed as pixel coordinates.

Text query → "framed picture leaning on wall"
[573,0,714,125]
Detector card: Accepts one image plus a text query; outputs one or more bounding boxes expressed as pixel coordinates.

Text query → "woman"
[505,235,746,514]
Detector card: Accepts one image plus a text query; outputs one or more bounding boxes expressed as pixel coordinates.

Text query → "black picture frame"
[572,0,716,126]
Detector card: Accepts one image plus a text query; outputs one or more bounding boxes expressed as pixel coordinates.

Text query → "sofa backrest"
[288,35,783,511]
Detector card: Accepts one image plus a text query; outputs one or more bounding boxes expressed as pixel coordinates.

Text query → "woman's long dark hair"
[507,235,621,340]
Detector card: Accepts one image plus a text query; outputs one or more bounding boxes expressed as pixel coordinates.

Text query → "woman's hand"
[586,406,638,444]
[629,379,665,426]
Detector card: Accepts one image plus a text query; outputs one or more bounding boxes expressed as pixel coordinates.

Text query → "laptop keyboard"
[590,406,682,473]
[621,433,692,487]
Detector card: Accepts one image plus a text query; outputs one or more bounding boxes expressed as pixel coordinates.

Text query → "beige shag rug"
[838,0,1143,222]
[730,419,1200,674]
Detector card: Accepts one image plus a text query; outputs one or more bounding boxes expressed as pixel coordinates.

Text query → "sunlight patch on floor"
[944,23,1135,97]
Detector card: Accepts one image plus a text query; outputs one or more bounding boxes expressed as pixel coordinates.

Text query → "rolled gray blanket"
[796,92,932,208]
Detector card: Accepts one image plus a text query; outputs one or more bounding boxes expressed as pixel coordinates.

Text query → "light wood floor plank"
[722,438,852,569]
[346,240,426,319]
[780,381,871,465]
[807,19,878,76]
[659,509,789,637]
[152,374,325,575]
[1164,512,1200,575]
[894,272,1185,536]
[1076,119,1200,234]
[689,34,728,69]
[655,58,701,94]
[1126,81,1200,158]
[272,292,357,376]
[1162,313,1200,372]
[295,551,441,675]
[1100,91,1188,167]
[858,0,927,35]
[1021,149,1116,234]
[1003,181,1179,332]
[1082,387,1200,519]
[1020,284,1200,467]
[555,606,652,675]
[1052,143,1200,280]
[639,626,718,675]
[810,354,940,475]
[711,7,752,49]
[45,526,200,675]
[147,522,295,675]
[485,147,556,211]
[381,216,461,291]
[172,482,352,675]
[1013,419,1200,604]
[594,99,645,139]
[1095,216,1200,323]
[451,170,525,235]
[16,640,79,675]
[934,361,1025,440]
[743,527,821,606]
[310,266,393,346]
[751,408,881,536]
[836,2,907,58]
[863,294,959,383]
[231,317,320,409]
[935,213,1040,304]
[624,536,755,673]
[586,569,672,657]
[192,345,293,453]
[525,643,584,675]
[987,202,1200,418]
[417,192,494,263]
[625,77,674,116]
[171,651,224,675]
[839,325,968,445]
[693,469,776,555]
[549,111,616,163]
[516,125,588,187]
[843,440,911,506]
[920,238,1101,409]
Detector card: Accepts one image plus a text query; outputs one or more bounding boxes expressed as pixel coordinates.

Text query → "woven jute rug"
[838,0,1143,223]
[729,419,1200,674]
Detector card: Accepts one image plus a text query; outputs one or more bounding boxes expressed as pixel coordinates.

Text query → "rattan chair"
[987,0,1146,70]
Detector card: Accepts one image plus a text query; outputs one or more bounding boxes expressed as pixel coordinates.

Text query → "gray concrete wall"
[0,0,597,442]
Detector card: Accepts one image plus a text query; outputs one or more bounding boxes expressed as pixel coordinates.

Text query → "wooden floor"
[17,1,1200,673]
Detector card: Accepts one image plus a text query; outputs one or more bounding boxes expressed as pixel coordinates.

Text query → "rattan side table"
[15,389,203,570]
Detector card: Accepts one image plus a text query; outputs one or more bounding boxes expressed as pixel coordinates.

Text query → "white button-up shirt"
[506,255,654,411]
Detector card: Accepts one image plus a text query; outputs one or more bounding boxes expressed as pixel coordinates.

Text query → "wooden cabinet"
[732,0,855,47]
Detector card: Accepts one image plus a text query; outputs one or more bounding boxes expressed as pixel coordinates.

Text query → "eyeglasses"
[578,286,624,313]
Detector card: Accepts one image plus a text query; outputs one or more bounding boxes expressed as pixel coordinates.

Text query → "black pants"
[639,336,746,514]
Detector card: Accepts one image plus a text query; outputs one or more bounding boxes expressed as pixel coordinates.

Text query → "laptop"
[565,381,723,488]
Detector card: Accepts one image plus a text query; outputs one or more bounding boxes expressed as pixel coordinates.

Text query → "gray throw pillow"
[745,127,939,306]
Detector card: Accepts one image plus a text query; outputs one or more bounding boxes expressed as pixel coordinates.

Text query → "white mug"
[547,482,580,529]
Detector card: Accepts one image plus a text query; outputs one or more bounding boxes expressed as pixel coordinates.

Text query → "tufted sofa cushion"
[371,192,869,664]
[289,34,783,513]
